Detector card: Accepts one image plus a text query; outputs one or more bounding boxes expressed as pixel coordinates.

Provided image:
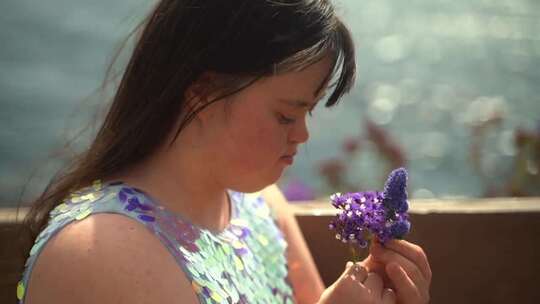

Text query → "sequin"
[233,256,244,271]
[16,281,24,300]
[192,281,202,293]
[71,195,83,203]
[256,207,269,218]
[211,291,223,302]
[56,203,69,212]
[29,241,43,256]
[231,240,244,249]
[92,179,102,190]
[75,208,92,220]
[125,199,138,211]
[81,192,97,202]
[121,187,135,194]
[138,214,155,222]
[230,218,248,227]
[118,191,127,202]
[257,235,269,246]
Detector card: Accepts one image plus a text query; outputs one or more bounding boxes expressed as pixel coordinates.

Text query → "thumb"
[327,261,354,289]
[362,255,393,287]
[362,254,383,272]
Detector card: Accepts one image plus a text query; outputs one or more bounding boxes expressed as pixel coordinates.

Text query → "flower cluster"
[329,168,411,248]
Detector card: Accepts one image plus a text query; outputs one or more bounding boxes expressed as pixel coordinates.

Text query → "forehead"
[258,55,334,100]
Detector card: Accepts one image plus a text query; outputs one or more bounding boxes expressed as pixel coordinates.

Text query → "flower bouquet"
[328,168,411,262]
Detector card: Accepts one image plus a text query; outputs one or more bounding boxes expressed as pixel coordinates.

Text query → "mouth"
[280,154,295,165]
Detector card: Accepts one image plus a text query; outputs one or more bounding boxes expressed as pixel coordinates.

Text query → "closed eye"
[278,113,296,124]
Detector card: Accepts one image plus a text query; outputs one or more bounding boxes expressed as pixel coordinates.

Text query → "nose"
[289,116,310,144]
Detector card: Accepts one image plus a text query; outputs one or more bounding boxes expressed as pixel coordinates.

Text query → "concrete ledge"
[2,198,540,303]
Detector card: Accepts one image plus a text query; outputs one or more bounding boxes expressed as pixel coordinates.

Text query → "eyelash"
[278,110,314,125]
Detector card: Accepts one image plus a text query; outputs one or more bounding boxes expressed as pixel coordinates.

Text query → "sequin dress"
[17,181,295,303]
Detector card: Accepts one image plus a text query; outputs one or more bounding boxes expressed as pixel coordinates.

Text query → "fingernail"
[354,263,366,273]
[346,261,353,268]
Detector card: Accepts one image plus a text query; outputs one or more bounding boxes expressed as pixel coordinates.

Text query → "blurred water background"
[1,0,539,206]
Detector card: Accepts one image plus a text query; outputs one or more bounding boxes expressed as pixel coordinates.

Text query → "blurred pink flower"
[283,178,315,202]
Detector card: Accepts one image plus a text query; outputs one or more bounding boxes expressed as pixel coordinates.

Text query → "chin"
[234,170,284,193]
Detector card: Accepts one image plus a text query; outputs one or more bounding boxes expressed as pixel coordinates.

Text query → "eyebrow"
[278,91,328,110]
[278,99,317,109]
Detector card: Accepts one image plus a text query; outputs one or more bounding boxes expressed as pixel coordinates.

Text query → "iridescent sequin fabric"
[17,181,295,303]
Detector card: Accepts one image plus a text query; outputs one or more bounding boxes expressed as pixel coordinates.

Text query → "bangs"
[272,19,356,107]
[324,20,356,107]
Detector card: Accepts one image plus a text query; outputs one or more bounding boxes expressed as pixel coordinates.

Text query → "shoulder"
[260,184,290,213]
[24,213,198,304]
[259,184,292,228]
[260,184,287,205]
[260,184,296,234]
[259,185,325,302]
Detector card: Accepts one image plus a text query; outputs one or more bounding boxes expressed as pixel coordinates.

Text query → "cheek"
[226,110,284,168]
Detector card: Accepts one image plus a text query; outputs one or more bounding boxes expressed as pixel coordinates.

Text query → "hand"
[318,261,396,304]
[362,239,432,304]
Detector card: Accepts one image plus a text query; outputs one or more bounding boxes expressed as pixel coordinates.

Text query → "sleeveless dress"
[17,181,295,303]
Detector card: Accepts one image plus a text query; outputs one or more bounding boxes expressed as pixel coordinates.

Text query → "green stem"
[349,244,359,263]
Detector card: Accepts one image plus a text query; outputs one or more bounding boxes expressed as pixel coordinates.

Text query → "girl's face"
[188,55,334,193]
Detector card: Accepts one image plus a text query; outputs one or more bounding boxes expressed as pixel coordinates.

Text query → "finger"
[386,263,425,303]
[333,261,354,288]
[380,240,432,282]
[370,244,429,293]
[381,288,396,304]
[352,262,368,283]
[361,254,383,273]
[339,261,354,278]
[363,272,383,298]
[361,255,394,288]
[338,261,365,283]
[334,269,370,300]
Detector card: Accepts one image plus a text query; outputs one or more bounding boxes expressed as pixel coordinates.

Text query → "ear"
[183,75,206,108]
[184,72,221,109]
[183,72,222,123]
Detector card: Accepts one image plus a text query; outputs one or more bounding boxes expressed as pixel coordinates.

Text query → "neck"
[109,145,231,232]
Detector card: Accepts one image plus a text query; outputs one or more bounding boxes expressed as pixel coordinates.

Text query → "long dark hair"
[21,0,356,252]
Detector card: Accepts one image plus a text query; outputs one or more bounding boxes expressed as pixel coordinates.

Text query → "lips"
[282,152,297,157]
[280,155,294,165]
[280,150,297,165]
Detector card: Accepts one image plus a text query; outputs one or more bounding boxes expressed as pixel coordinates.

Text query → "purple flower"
[382,168,409,213]
[329,168,411,249]
[390,218,411,239]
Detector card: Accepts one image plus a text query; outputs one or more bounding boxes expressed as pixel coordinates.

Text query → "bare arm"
[24,213,198,304]
[261,184,325,304]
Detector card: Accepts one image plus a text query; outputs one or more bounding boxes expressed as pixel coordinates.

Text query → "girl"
[18,0,431,303]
